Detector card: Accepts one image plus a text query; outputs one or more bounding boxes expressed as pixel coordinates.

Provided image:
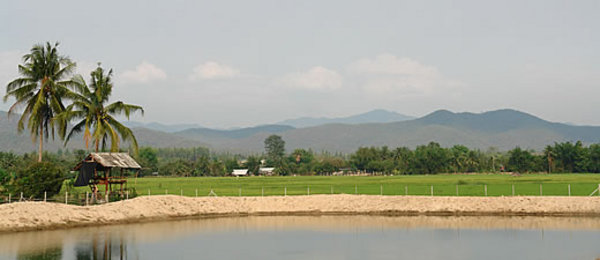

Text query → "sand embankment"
[1,194,599,232]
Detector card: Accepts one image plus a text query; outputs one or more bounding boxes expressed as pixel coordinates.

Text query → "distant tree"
[264,135,285,167]
[194,155,210,176]
[313,160,338,175]
[588,144,600,173]
[137,147,158,175]
[350,147,379,172]
[208,160,226,176]
[543,145,555,173]
[552,141,589,173]
[0,152,20,171]
[507,147,534,173]
[4,42,76,162]
[224,158,240,174]
[392,147,413,174]
[450,145,470,173]
[290,149,314,164]
[244,156,262,175]
[57,64,143,153]
[273,161,292,176]
[411,142,450,174]
[158,159,193,177]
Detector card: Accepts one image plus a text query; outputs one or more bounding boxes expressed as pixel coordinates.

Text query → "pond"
[0,215,599,260]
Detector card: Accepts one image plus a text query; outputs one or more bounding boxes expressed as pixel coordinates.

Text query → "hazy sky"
[1,0,599,128]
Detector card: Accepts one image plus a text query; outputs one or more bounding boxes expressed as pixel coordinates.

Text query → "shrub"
[13,162,65,198]
[0,168,11,187]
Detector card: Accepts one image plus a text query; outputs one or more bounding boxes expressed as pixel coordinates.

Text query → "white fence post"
[165,189,168,195]
[307,186,310,195]
[568,184,571,196]
[148,189,151,196]
[484,185,487,196]
[380,185,383,195]
[512,184,515,196]
[540,184,543,196]
[405,186,408,196]
[195,189,198,197]
[20,192,23,201]
[8,193,11,203]
[284,186,287,196]
[262,187,264,197]
[331,186,333,194]
[456,185,459,196]
[430,185,433,197]
[44,191,47,202]
[180,189,183,196]
[65,192,68,204]
[86,192,89,206]
[126,190,129,200]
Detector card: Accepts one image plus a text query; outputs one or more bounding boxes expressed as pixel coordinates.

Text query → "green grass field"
[72,174,600,197]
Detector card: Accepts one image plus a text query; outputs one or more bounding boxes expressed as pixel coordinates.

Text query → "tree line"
[1,139,599,196]
[133,137,600,176]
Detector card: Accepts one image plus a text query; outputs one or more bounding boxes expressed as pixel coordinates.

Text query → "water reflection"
[73,235,128,260]
[16,247,61,260]
[1,215,599,260]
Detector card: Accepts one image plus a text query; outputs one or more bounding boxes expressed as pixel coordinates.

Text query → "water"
[0,215,599,260]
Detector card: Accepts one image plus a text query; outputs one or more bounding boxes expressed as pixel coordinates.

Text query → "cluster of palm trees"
[3,42,143,162]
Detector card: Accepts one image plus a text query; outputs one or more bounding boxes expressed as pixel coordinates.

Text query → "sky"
[1,0,599,128]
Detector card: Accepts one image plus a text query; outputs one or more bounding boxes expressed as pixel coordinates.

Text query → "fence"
[0,189,133,206]
[1,183,598,205]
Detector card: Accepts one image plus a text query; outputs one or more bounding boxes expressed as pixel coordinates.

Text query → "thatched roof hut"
[74,153,141,189]
[75,153,141,171]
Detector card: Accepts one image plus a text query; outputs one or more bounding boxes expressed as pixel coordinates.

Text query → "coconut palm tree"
[3,42,76,162]
[58,64,144,154]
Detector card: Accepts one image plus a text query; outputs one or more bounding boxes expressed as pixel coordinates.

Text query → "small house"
[259,167,275,176]
[232,169,248,176]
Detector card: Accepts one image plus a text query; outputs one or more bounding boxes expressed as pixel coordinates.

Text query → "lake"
[0,215,599,260]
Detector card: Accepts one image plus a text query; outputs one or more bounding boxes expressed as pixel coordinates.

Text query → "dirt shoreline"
[1,194,599,233]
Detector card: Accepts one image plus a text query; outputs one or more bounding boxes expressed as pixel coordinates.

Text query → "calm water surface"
[0,215,599,260]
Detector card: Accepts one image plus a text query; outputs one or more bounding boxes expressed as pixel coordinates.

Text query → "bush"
[0,168,11,187]
[13,162,65,198]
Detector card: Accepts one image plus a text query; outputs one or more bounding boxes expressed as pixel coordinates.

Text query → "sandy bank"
[1,195,599,232]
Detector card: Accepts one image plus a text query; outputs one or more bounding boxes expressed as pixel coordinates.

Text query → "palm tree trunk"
[95,139,100,153]
[38,124,43,162]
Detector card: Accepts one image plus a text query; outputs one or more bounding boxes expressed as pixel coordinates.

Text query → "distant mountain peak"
[418,108,551,133]
[277,109,414,128]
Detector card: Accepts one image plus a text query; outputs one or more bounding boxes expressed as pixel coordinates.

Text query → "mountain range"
[1,109,599,154]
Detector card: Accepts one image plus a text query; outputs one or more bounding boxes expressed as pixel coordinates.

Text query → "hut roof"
[77,153,142,169]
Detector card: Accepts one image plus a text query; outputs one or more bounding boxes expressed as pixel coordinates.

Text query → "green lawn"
[72,174,600,197]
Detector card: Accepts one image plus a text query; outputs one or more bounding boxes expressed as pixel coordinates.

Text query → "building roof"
[76,153,142,170]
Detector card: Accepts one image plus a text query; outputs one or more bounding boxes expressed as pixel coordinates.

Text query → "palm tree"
[3,42,76,162]
[543,145,555,173]
[58,64,144,154]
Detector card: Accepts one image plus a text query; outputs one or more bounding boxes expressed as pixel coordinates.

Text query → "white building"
[232,169,248,176]
[259,167,275,175]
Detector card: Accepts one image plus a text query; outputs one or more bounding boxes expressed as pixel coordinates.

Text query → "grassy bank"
[70,174,600,197]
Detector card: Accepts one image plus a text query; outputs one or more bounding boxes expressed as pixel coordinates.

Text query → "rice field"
[105,174,600,197]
